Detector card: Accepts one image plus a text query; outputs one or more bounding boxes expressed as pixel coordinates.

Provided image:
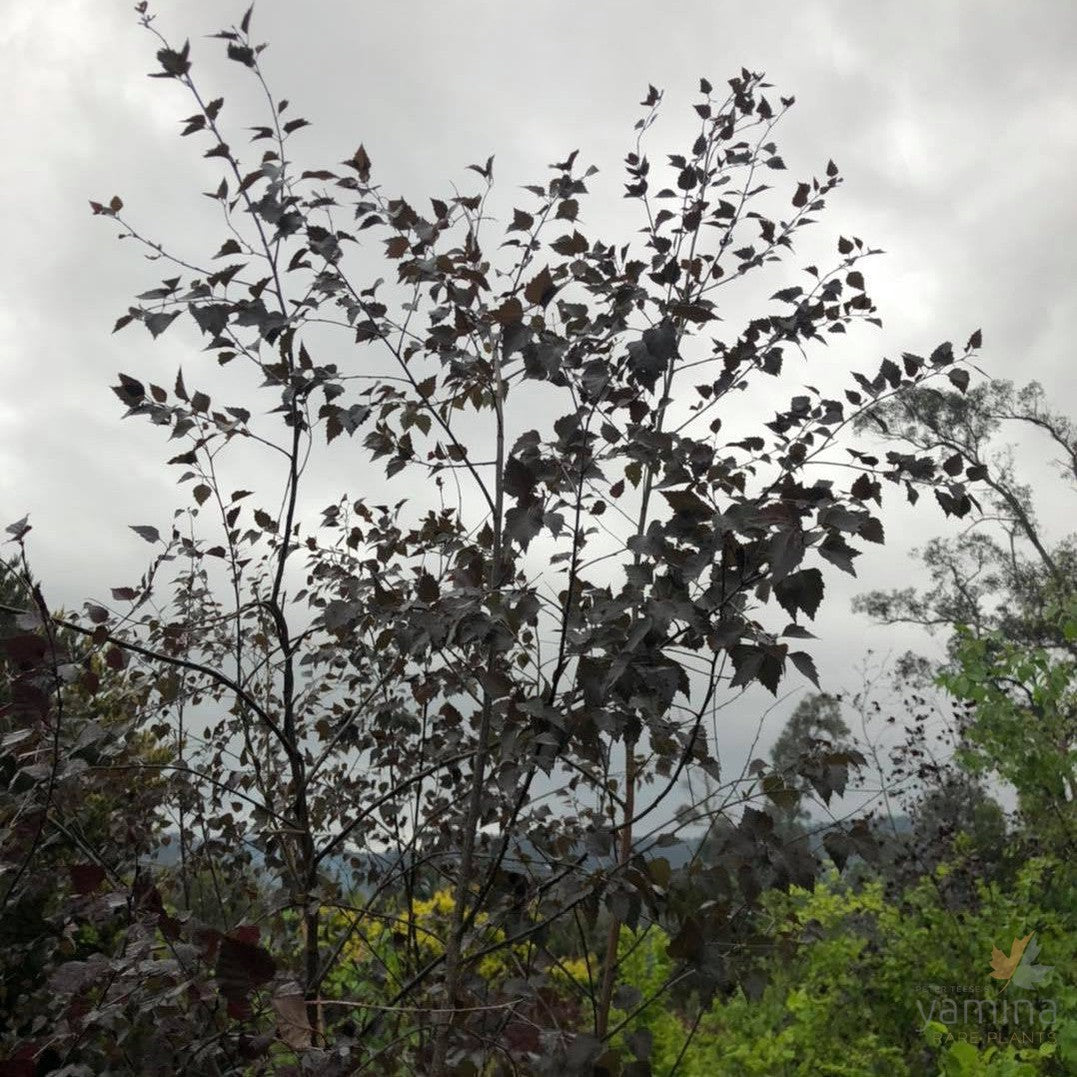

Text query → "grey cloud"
[3,0,1074,793]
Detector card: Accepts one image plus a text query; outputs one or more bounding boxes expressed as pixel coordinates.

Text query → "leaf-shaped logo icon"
[989,932,1052,991]
[1009,934,1052,990]
[989,932,1031,982]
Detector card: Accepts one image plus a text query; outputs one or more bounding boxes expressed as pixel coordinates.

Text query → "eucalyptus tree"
[855,380,1076,860]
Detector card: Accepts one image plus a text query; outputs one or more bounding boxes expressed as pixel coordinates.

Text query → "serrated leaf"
[227,42,256,67]
[789,650,819,687]
[661,489,710,518]
[216,933,275,1003]
[774,568,824,621]
[415,572,440,604]
[555,199,578,221]
[492,297,523,326]
[5,515,31,540]
[508,208,533,233]
[524,266,556,306]
[948,368,970,393]
[113,373,145,406]
[942,452,964,477]
[145,310,180,338]
[823,830,852,871]
[347,144,372,182]
[69,863,106,895]
[551,230,588,256]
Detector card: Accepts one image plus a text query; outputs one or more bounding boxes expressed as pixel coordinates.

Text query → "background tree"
[855,378,1075,859]
[768,693,852,817]
[854,379,1076,652]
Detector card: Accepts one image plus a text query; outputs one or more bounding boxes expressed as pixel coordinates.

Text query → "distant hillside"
[145,818,911,885]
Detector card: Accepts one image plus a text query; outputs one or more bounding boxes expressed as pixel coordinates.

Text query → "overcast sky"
[3,1,1075,799]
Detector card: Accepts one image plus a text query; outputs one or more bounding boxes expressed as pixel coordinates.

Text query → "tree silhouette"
[1,5,987,1072]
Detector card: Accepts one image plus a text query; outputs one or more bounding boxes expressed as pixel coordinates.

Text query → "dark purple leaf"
[774,568,824,621]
